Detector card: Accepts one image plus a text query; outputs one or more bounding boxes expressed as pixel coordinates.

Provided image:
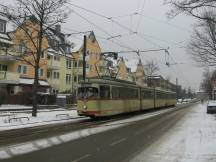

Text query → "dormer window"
[0,20,6,33]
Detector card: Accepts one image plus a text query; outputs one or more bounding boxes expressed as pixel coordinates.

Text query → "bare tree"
[165,0,216,23]
[0,0,70,117]
[187,11,216,66]
[200,68,216,98]
[165,1,216,66]
[144,60,160,77]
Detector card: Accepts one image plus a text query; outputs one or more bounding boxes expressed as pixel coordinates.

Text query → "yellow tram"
[77,77,176,117]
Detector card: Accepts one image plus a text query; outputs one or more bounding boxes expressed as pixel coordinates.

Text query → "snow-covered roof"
[0,33,10,39]
[124,59,138,73]
[0,15,7,21]
[68,31,97,53]
[68,33,84,53]
[19,78,49,86]
[48,47,64,56]
[0,38,13,45]
[0,33,13,45]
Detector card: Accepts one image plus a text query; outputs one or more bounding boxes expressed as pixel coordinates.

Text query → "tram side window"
[119,87,138,99]
[142,90,154,99]
[78,87,98,99]
[112,87,138,99]
[112,87,120,99]
[156,92,161,99]
[100,86,110,99]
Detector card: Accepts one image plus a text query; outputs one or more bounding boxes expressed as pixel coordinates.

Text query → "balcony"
[47,60,61,70]
[78,54,90,61]
[0,55,16,62]
[74,67,83,74]
[0,71,20,84]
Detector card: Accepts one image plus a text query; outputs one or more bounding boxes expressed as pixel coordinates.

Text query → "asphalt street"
[0,104,195,162]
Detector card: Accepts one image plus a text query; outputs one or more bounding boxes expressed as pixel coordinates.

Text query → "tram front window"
[78,87,98,99]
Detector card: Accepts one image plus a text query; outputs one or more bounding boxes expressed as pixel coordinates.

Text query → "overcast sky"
[3,0,205,91]
[64,0,204,91]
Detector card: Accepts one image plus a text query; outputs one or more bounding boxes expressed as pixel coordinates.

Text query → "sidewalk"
[0,108,82,131]
[130,103,216,162]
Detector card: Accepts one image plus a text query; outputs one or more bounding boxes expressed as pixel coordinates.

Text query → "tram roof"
[81,77,138,87]
[79,77,176,93]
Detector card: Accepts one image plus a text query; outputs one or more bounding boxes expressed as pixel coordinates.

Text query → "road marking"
[71,154,91,162]
[109,137,127,147]
[134,129,145,136]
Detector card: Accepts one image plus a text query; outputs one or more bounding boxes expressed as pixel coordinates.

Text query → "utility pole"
[83,35,87,81]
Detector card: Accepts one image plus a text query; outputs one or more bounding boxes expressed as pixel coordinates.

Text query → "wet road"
[1,104,195,162]
[130,103,216,162]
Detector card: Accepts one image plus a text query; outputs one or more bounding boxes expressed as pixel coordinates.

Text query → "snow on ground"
[0,106,179,160]
[0,105,32,110]
[0,109,81,131]
[130,103,216,162]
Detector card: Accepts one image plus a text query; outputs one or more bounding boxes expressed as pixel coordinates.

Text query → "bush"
[37,94,56,105]
[18,92,33,105]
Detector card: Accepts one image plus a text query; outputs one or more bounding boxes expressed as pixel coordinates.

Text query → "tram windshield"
[78,87,98,99]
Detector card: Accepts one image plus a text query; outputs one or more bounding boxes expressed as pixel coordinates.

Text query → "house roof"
[68,31,97,53]
[19,78,49,86]
[0,37,13,45]
[0,15,7,22]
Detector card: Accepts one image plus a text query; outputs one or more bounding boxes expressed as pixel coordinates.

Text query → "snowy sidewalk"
[0,108,83,131]
[130,103,216,162]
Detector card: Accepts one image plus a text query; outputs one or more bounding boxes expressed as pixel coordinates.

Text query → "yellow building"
[46,25,74,94]
[71,31,102,93]
[0,16,49,95]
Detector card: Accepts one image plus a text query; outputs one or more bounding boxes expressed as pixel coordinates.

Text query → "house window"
[40,51,45,58]
[23,66,27,74]
[74,61,77,67]
[17,65,27,74]
[74,76,77,82]
[78,75,83,82]
[0,64,7,71]
[19,44,26,53]
[54,55,60,61]
[79,60,83,67]
[66,59,72,69]
[53,72,60,79]
[39,68,44,76]
[66,74,71,84]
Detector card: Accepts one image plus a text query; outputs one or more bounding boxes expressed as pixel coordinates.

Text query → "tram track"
[0,115,126,147]
[0,104,193,148]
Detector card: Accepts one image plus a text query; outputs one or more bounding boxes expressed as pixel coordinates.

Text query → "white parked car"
[207,100,216,114]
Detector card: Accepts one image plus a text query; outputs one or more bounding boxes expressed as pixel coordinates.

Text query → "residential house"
[0,16,49,95]
[70,31,102,92]
[147,75,176,91]
[46,25,74,94]
[0,15,17,93]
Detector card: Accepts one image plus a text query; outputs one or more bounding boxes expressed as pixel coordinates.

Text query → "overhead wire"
[136,0,147,32]
[67,2,191,86]
[67,2,187,49]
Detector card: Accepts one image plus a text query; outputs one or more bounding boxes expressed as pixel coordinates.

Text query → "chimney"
[55,24,61,33]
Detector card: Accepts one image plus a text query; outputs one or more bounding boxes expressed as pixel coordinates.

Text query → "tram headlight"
[83,105,87,109]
